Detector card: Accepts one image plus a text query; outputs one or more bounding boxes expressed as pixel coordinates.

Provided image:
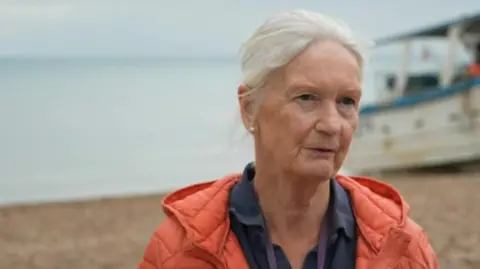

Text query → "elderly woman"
[138,10,438,269]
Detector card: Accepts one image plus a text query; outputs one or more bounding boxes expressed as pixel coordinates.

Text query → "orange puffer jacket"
[138,174,438,269]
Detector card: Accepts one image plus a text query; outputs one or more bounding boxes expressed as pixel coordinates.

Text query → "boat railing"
[359,77,480,115]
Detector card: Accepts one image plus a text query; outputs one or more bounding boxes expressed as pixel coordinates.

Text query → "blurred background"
[0,0,479,268]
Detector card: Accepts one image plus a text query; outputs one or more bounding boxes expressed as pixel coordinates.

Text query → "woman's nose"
[314,104,342,136]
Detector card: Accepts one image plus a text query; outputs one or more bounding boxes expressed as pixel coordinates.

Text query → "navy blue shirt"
[228,163,357,269]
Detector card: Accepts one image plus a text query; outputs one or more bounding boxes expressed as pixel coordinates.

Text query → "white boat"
[343,12,480,174]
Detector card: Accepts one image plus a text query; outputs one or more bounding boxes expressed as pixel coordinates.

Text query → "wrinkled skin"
[239,40,362,181]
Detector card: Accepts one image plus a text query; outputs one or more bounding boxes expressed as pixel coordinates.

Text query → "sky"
[0,0,478,57]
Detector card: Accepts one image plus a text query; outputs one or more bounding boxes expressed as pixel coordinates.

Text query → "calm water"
[0,57,393,205]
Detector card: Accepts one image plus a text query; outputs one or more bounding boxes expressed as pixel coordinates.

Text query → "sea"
[0,55,441,205]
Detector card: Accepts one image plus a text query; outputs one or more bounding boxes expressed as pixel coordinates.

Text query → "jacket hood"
[336,175,410,252]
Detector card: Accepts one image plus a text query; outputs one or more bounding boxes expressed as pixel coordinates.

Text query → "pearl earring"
[248,126,255,133]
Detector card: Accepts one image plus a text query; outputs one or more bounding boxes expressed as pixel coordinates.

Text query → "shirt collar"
[229,163,264,226]
[229,162,355,240]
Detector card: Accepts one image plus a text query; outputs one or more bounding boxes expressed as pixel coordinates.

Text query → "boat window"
[386,76,396,91]
[403,74,439,96]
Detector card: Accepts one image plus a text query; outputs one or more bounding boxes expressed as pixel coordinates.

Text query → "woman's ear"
[237,85,255,131]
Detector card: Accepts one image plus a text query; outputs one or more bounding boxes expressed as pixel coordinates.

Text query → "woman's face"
[239,40,362,180]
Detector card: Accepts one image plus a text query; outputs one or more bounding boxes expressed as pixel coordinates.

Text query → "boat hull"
[343,79,480,173]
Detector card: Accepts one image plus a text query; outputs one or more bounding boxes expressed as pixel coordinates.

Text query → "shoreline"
[1,172,479,269]
[0,191,171,210]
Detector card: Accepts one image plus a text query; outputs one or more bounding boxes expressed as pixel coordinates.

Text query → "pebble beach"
[1,171,479,269]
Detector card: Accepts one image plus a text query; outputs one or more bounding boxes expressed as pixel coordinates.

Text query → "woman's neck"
[253,170,331,242]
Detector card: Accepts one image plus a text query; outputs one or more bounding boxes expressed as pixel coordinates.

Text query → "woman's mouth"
[305,147,336,158]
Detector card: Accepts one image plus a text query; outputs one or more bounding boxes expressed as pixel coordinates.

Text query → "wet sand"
[1,172,479,269]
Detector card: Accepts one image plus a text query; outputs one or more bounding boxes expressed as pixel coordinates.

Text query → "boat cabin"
[370,12,480,105]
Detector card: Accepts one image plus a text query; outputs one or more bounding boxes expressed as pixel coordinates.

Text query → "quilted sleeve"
[416,231,439,269]
[138,217,187,269]
[402,217,439,269]
[138,233,161,269]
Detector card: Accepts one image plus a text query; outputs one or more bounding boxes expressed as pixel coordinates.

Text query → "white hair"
[240,10,372,98]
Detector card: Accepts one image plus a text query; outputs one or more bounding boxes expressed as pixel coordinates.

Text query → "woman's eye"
[340,97,356,106]
[296,94,316,101]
